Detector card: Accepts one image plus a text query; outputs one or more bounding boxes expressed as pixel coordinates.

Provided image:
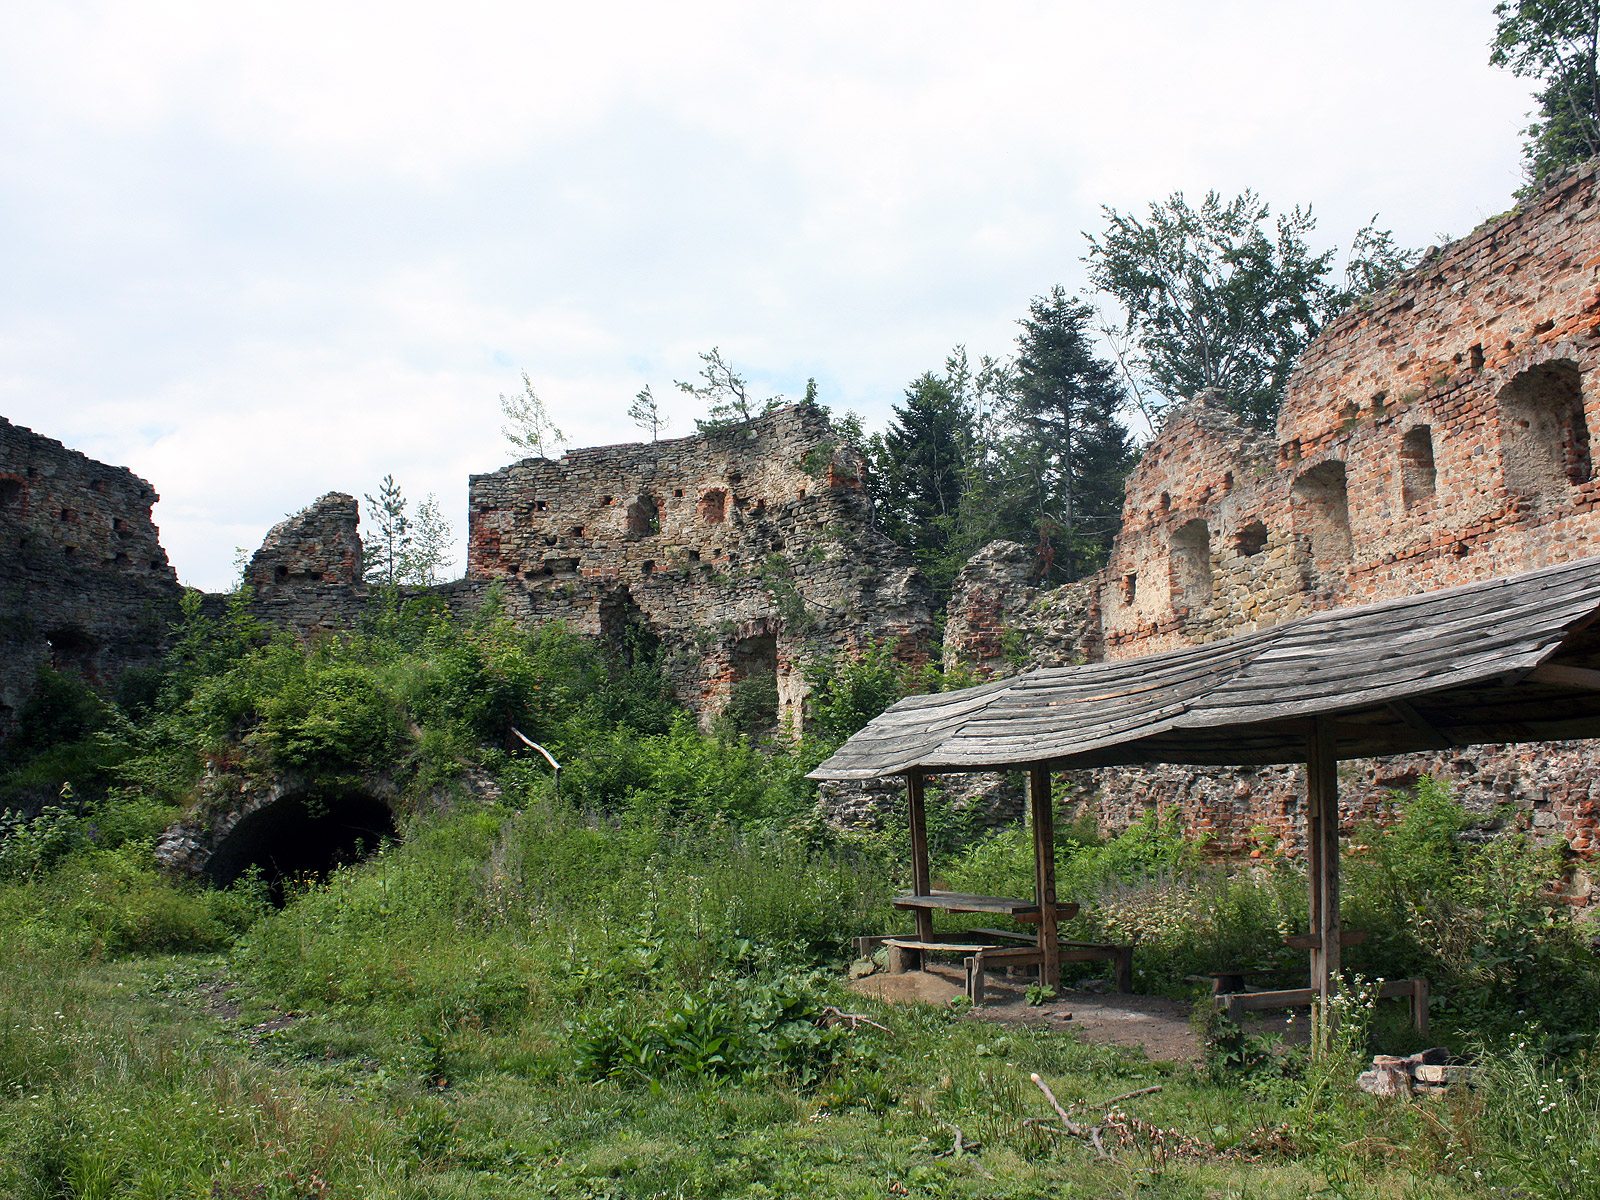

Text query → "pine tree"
[1007,287,1135,582]
[628,385,666,441]
[875,373,969,563]
[363,475,412,587]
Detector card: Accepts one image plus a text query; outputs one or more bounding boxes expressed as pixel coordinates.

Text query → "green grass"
[2,798,1595,1197]
[3,600,1600,1195]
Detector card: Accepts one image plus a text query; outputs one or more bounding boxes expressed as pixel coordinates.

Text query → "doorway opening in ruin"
[1168,519,1213,610]
[699,489,727,524]
[205,792,397,905]
[625,494,660,538]
[1499,359,1592,501]
[44,627,98,678]
[1291,461,1354,576]
[726,633,779,736]
[1400,426,1438,507]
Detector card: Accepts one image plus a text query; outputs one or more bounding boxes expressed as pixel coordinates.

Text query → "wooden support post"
[1307,718,1341,1052]
[1029,764,1061,991]
[906,770,935,950]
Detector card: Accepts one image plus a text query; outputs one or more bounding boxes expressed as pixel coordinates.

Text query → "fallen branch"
[1029,1073,1228,1164]
[1028,1073,1089,1135]
[1029,1073,1115,1160]
[934,1122,995,1179]
[1099,1084,1163,1109]
[818,1006,891,1033]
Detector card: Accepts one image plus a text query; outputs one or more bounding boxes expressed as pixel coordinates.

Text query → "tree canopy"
[1492,0,1600,189]
[1084,190,1337,431]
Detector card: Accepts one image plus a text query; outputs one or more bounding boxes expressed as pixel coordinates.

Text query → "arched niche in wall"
[1498,358,1592,503]
[1168,518,1213,610]
[725,632,779,735]
[1400,425,1438,508]
[1291,460,1354,574]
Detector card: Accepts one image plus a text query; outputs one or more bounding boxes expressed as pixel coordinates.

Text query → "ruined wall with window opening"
[463,403,934,731]
[940,162,1600,877]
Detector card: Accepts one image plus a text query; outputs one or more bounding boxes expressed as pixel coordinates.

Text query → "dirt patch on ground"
[850,966,1210,1063]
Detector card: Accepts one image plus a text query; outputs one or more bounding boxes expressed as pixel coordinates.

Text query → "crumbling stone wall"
[938,163,1600,859]
[0,416,182,735]
[239,492,371,638]
[463,403,933,730]
[237,404,934,733]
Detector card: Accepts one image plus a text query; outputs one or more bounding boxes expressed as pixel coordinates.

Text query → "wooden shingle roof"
[809,556,1600,780]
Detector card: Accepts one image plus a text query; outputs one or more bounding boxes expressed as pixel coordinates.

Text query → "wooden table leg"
[1030,765,1060,991]
[907,770,934,964]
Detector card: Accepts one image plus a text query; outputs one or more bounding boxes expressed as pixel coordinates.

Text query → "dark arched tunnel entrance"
[205,792,397,904]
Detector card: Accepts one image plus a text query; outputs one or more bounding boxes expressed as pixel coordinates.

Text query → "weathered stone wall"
[235,404,934,733]
[939,163,1600,858]
[464,403,934,729]
[0,416,182,735]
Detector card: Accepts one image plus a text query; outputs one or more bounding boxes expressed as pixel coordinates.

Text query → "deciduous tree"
[1493,0,1600,189]
[1085,190,1336,430]
[500,371,566,459]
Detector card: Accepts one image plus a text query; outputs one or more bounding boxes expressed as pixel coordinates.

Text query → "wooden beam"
[1528,662,1600,690]
[1307,717,1341,1053]
[1029,765,1061,991]
[1385,699,1453,750]
[906,771,935,946]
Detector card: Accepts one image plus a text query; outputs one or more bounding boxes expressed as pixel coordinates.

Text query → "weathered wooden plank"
[893,892,1032,914]
[1308,717,1340,1052]
[906,771,934,944]
[1031,766,1060,991]
[809,557,1600,782]
[1528,662,1600,690]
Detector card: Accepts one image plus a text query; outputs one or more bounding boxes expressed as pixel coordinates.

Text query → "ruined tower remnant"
[0,416,182,733]
[943,162,1600,857]
[464,403,934,730]
[240,492,369,638]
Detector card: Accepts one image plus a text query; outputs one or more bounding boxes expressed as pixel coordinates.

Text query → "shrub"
[573,963,850,1087]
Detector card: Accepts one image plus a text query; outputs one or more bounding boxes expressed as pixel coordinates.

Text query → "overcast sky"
[1,2,1537,591]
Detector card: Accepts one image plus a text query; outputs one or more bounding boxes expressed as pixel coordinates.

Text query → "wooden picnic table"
[892,892,1081,923]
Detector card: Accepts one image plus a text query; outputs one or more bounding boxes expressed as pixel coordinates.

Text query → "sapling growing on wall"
[678,347,780,430]
[500,370,567,459]
[628,384,667,441]
[363,476,456,586]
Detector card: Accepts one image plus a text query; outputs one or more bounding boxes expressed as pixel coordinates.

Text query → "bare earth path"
[849,964,1206,1063]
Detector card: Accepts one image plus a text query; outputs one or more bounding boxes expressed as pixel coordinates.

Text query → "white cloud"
[0,0,1539,589]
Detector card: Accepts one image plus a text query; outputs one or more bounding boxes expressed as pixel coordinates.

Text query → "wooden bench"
[966,928,1135,994]
[1213,976,1430,1037]
[879,938,991,976]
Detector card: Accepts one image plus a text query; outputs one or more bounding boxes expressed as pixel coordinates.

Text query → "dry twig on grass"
[1028,1073,1243,1165]
[818,1006,891,1033]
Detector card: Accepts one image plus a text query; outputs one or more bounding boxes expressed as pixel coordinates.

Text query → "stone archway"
[203,791,396,902]
[155,774,400,904]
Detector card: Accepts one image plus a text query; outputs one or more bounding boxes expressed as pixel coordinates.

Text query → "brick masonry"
[942,161,1600,860]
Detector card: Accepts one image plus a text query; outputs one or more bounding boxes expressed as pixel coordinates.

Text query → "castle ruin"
[945,161,1600,861]
[11,162,1600,868]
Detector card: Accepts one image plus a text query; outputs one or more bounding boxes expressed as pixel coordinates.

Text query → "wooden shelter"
[810,556,1600,1036]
